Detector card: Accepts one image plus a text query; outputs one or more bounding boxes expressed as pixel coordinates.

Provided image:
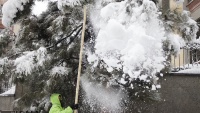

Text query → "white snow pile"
[0,86,16,96]
[14,47,49,75]
[88,0,166,86]
[2,0,30,27]
[176,64,200,74]
[177,68,200,74]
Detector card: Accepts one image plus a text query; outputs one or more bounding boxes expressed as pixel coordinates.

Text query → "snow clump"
[2,0,30,27]
[89,0,166,87]
[14,47,49,75]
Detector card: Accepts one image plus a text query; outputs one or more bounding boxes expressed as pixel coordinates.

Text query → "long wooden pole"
[74,5,87,113]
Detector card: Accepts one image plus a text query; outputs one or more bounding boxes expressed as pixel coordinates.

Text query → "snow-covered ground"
[0,85,16,96]
[173,64,200,74]
[177,68,200,74]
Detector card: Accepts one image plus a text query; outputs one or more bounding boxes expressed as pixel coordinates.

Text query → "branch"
[8,52,22,59]
[47,25,82,49]
[65,26,83,49]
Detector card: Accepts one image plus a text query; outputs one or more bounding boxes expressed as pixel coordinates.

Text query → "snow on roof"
[0,86,16,96]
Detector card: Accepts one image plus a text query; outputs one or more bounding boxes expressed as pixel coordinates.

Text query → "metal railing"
[171,42,200,72]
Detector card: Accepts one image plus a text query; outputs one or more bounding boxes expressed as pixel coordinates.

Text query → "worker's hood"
[50,93,61,105]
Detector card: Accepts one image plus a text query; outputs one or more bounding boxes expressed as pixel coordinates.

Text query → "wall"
[171,49,190,68]
[191,8,200,20]
[155,74,200,113]
[0,0,7,5]
[162,0,183,14]
[169,0,183,12]
[186,0,200,20]
[126,74,200,113]
[0,95,14,110]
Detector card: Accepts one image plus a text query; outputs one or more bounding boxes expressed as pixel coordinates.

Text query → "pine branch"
[47,25,83,49]
[65,26,83,48]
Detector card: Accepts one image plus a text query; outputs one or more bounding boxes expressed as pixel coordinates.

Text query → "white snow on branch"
[14,51,36,75]
[193,38,200,44]
[51,66,69,76]
[181,11,199,41]
[168,33,185,54]
[0,57,8,66]
[2,0,30,27]
[0,57,9,74]
[32,1,48,16]
[14,47,49,75]
[58,0,82,9]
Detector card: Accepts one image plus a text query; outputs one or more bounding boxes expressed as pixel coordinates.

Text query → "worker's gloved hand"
[70,104,79,110]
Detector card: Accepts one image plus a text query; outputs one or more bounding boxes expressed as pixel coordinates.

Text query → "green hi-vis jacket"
[49,93,73,113]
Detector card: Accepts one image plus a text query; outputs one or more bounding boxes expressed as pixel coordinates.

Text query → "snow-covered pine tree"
[163,10,198,56]
[1,0,94,111]
[0,0,198,112]
[0,29,15,93]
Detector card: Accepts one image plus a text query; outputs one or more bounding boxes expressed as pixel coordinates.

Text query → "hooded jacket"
[49,93,73,113]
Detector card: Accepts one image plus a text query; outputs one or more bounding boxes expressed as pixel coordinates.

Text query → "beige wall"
[169,0,183,12]
[164,0,186,68]
[0,0,7,5]
[13,24,20,35]
[183,0,189,10]
[171,49,190,68]
[183,0,200,20]
[0,96,14,110]
[162,0,183,15]
[191,8,200,20]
